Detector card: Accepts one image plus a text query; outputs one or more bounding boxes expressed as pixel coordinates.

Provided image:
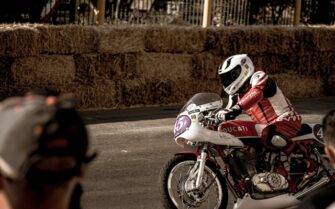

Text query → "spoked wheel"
[160,155,228,209]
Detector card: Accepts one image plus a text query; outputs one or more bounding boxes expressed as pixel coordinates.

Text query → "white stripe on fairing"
[268,87,293,117]
[255,124,267,136]
[292,133,315,141]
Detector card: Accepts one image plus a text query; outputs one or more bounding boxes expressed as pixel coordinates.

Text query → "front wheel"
[159,155,228,209]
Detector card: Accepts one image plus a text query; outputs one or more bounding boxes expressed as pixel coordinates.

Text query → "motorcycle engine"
[251,172,288,192]
[235,147,258,177]
[233,144,316,195]
[235,149,290,193]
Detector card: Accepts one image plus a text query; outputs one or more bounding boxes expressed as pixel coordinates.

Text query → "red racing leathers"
[224,70,302,152]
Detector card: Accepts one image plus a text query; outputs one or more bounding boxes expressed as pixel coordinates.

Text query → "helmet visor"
[220,65,242,88]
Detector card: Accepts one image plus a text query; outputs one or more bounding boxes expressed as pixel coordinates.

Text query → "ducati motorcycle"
[160,93,334,209]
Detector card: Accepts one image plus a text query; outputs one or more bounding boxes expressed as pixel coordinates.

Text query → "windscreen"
[179,93,222,113]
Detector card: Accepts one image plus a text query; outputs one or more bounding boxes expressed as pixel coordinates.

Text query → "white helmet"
[218,54,254,95]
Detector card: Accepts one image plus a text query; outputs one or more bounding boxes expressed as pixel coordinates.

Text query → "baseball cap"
[0,94,95,183]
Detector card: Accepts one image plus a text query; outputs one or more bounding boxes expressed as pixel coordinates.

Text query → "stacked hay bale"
[206,26,331,98]
[0,24,334,109]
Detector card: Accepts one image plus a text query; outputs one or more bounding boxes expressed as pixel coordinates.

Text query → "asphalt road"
[80,96,335,209]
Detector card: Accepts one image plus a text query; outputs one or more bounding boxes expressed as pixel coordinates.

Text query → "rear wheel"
[160,155,228,209]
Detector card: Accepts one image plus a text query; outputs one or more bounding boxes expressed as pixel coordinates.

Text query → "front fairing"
[173,93,244,147]
[175,113,245,147]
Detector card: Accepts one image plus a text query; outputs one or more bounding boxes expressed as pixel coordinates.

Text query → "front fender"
[175,151,200,158]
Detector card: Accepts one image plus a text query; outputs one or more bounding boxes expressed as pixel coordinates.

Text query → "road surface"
[80,96,335,209]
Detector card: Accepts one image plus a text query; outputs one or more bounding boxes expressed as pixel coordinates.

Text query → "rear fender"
[292,123,324,145]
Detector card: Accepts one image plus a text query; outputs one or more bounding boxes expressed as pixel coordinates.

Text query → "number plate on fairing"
[313,124,324,142]
[174,115,191,138]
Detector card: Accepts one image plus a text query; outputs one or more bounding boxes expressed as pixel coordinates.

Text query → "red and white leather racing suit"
[225,70,302,152]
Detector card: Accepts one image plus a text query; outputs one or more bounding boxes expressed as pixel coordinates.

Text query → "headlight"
[175,137,187,147]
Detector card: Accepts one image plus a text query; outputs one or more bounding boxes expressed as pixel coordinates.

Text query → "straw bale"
[219,27,250,54]
[0,85,29,101]
[0,24,40,57]
[250,51,333,77]
[173,79,222,104]
[74,53,140,84]
[97,53,139,79]
[117,78,183,107]
[37,25,98,54]
[204,28,223,55]
[190,79,222,95]
[296,27,335,52]
[60,80,117,109]
[67,80,119,109]
[74,54,99,84]
[271,72,323,98]
[145,26,206,53]
[0,86,13,101]
[172,79,222,105]
[121,53,141,77]
[295,28,320,53]
[295,53,317,76]
[117,78,202,107]
[120,79,222,106]
[248,53,296,75]
[218,26,298,55]
[97,26,145,54]
[0,57,13,87]
[12,55,76,86]
[137,52,192,80]
[325,73,335,95]
[192,52,222,80]
[259,27,298,54]
[117,78,164,107]
[316,27,335,51]
[294,52,334,77]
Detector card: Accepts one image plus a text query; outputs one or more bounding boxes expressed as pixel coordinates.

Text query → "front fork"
[185,144,208,192]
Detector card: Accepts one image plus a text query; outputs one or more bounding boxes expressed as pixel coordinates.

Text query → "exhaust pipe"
[294,176,330,199]
[232,177,330,209]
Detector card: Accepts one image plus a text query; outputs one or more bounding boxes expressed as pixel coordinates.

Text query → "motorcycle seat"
[295,123,312,137]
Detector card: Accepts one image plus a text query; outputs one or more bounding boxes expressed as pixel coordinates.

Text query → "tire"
[159,154,228,209]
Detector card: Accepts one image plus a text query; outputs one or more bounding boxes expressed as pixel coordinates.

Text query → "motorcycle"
[159,92,334,209]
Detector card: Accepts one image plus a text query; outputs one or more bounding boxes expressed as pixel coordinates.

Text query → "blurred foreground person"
[298,110,335,209]
[0,94,95,209]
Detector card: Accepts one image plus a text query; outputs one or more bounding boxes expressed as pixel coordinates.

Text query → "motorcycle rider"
[215,54,302,154]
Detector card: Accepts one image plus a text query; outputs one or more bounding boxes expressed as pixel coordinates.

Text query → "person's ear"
[325,145,335,165]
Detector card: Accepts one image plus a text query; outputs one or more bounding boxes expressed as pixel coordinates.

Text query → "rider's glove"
[215,104,242,122]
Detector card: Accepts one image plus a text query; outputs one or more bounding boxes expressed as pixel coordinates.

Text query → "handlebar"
[204,114,220,127]
[204,109,235,126]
